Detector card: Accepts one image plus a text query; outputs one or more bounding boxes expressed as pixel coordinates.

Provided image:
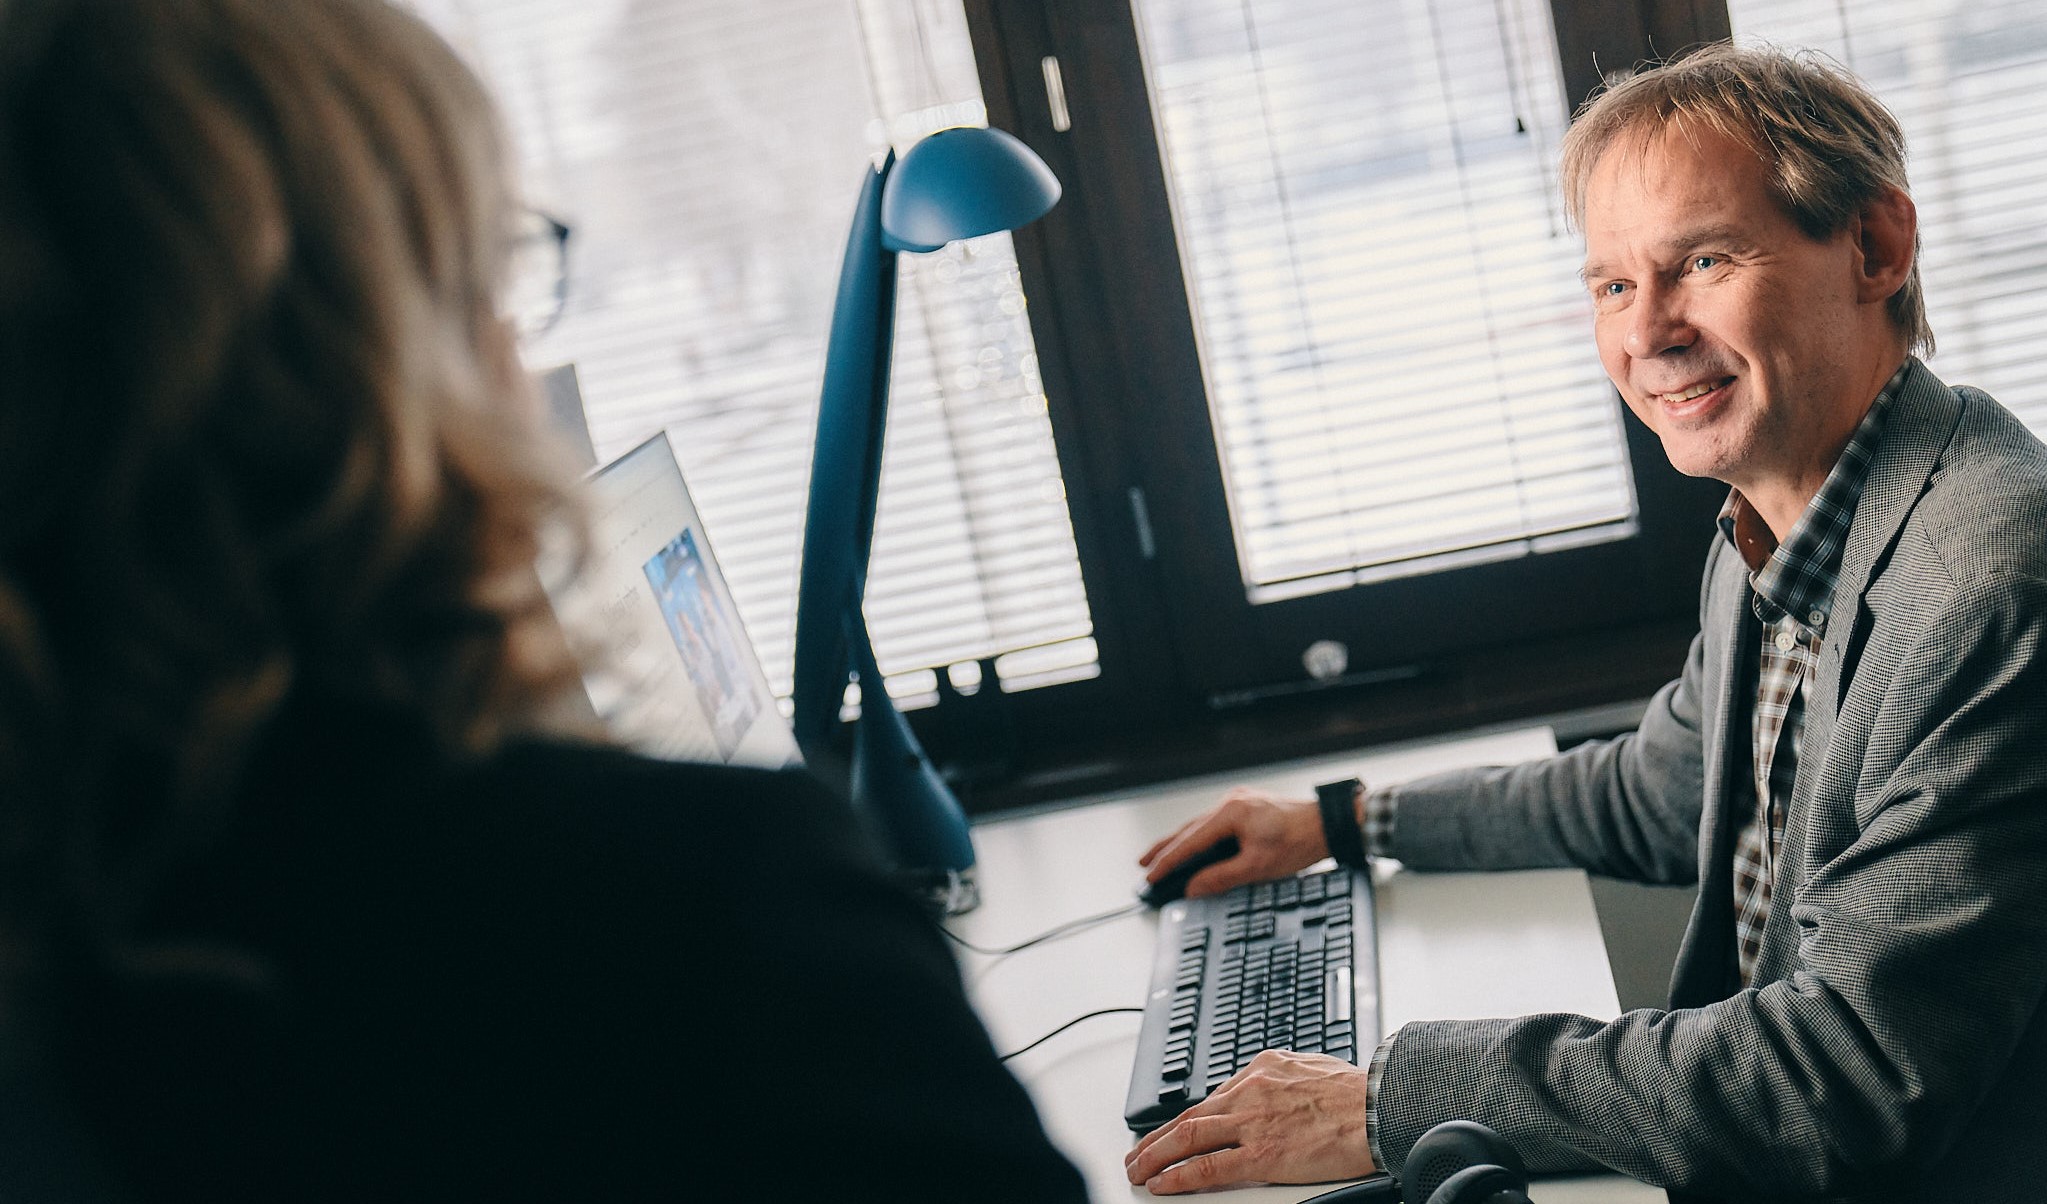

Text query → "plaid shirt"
[1355,362,1910,1164]
[1718,361,1902,985]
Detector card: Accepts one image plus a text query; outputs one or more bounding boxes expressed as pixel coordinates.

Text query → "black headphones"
[1301,1119,1530,1204]
[1403,1119,1530,1204]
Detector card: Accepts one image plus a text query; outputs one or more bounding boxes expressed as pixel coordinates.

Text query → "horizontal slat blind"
[1726,1,2047,432]
[412,0,1095,703]
[1131,0,1637,601]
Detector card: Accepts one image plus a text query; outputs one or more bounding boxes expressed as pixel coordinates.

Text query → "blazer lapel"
[1820,360,1964,714]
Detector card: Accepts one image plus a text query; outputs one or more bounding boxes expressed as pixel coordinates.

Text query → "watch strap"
[1315,776,1368,869]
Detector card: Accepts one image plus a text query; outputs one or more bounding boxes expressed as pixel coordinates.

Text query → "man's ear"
[1853,185,1917,305]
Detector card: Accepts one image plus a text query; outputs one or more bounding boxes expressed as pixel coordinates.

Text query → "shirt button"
[1775,631,1797,652]
[1808,609,1827,625]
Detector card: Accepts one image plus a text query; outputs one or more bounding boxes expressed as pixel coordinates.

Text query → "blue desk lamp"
[792,126,1060,915]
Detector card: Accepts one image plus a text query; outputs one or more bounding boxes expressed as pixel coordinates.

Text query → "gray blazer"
[1370,360,2047,1203]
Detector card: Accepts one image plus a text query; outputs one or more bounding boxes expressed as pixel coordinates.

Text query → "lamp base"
[897,864,981,918]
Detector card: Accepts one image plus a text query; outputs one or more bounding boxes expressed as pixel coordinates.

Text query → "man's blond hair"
[1560,41,1931,355]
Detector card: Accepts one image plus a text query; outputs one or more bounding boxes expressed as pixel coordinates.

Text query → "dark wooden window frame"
[878,0,1737,811]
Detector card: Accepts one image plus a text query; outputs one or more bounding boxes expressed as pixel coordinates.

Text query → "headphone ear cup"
[1403,1120,1527,1203]
[1423,1164,1531,1204]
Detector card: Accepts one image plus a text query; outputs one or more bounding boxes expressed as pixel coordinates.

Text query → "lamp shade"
[880,126,1062,253]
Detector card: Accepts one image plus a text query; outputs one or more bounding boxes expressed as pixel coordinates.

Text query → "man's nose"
[1625,283,1694,358]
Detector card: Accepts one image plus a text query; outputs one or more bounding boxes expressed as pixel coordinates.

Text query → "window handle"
[1041,55,1072,133]
[1129,486,1156,560]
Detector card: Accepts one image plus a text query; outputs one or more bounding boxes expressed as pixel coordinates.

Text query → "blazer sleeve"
[1376,537,1723,886]
[1366,568,2047,1198]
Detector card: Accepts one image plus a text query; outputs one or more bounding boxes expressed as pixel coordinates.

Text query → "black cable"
[998,1007,1145,1062]
[940,900,1145,957]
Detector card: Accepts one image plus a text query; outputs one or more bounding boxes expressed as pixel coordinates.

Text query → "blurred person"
[0,0,1085,1199]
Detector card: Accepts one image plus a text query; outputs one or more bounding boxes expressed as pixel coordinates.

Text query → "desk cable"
[997,1006,1145,1062]
[939,899,1145,957]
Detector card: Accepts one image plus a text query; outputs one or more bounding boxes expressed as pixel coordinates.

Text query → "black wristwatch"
[1315,777,1368,869]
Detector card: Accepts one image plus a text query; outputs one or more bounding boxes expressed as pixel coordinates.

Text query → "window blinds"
[1725,1,2047,435]
[412,0,1096,704]
[1130,0,1637,602]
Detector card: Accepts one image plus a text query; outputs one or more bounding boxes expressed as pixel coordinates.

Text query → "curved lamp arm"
[791,127,1060,914]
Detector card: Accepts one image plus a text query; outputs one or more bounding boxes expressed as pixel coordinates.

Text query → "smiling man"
[1129,43,2047,1204]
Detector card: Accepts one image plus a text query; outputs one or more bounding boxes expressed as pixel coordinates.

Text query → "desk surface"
[956,726,1662,1204]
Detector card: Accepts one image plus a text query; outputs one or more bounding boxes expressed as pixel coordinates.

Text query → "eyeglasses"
[506,206,572,339]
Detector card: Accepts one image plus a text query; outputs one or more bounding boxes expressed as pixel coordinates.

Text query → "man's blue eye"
[1602,281,1627,296]
[1692,255,1718,271]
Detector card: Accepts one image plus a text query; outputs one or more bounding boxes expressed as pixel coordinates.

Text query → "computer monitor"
[547,431,801,770]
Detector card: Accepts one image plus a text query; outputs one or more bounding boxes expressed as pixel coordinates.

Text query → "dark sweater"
[60,708,1087,1202]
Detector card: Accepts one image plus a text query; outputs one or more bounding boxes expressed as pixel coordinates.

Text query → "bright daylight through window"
[1131,0,1639,602]
[1727,0,2047,434]
[412,0,1098,707]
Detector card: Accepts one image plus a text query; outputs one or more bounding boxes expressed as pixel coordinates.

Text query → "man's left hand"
[1124,1049,1378,1194]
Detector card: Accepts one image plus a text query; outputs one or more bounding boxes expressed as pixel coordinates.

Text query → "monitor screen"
[547,432,802,770]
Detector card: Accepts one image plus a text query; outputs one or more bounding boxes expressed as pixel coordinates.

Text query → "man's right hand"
[1138,787,1331,899]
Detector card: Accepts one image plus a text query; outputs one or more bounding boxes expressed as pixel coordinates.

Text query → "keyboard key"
[1324,969,1351,1024]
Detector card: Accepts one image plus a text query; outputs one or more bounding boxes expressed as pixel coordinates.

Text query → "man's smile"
[1646,375,1736,419]
[1655,376,1733,404]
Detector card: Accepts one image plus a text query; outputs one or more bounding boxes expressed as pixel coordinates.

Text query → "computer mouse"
[1139,836,1241,908]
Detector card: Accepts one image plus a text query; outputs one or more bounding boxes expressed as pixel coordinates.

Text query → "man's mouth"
[1654,376,1734,406]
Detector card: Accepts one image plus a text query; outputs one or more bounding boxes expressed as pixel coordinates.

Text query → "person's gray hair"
[1560,41,1931,356]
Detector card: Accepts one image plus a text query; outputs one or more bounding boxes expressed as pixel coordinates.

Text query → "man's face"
[1581,127,1872,497]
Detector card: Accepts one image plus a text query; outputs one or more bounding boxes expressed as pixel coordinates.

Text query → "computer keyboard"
[1123,865,1379,1132]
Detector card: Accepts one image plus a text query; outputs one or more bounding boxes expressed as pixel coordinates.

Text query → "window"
[973,0,1717,719]
[1131,0,1637,601]
[1726,0,2047,430]
[411,0,1742,798]
[412,0,1097,706]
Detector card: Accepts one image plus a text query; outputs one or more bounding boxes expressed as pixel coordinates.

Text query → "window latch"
[1041,55,1072,133]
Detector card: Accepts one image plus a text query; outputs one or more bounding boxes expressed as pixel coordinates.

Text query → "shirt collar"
[1715,359,1912,630]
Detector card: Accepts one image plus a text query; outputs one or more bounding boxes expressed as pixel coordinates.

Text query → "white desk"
[955,727,1662,1204]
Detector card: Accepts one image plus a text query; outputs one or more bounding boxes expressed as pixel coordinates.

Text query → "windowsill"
[953,618,1688,814]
